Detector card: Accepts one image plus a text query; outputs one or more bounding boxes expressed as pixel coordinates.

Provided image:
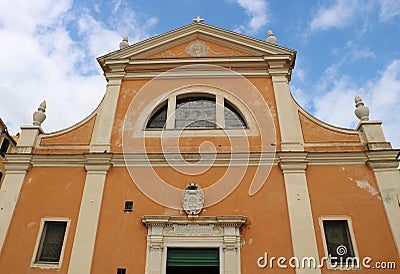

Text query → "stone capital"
[84,153,112,173]
[367,150,400,171]
[278,152,308,173]
[3,154,32,173]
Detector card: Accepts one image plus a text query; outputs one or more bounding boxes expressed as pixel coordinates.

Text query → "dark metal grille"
[36,221,67,263]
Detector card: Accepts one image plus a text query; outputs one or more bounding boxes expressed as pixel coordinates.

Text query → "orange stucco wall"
[0,167,86,273]
[299,112,360,144]
[40,116,96,146]
[110,76,280,154]
[307,165,399,273]
[91,166,295,273]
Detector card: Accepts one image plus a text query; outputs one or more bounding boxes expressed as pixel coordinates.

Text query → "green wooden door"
[166,248,220,273]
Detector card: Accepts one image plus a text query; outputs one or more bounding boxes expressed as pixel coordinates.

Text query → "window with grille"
[323,220,356,267]
[146,102,167,129]
[124,201,133,211]
[175,97,216,129]
[35,221,67,263]
[146,94,247,130]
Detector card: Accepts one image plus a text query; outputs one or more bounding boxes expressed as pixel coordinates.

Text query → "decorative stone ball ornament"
[266,30,277,44]
[182,183,204,216]
[119,35,129,49]
[33,100,46,126]
[354,95,369,121]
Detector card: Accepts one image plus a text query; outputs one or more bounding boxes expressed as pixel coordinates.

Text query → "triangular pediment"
[98,23,295,64]
[143,37,252,59]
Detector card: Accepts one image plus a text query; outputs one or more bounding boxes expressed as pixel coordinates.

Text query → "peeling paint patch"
[356,180,379,196]
[26,222,36,228]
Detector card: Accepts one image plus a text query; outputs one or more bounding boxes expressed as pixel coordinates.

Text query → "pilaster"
[0,125,43,253]
[0,154,32,254]
[90,68,124,152]
[367,150,400,257]
[356,120,392,150]
[279,152,321,274]
[13,125,43,154]
[67,153,112,274]
[269,61,304,151]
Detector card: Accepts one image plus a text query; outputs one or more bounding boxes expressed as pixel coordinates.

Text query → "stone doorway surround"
[141,216,247,274]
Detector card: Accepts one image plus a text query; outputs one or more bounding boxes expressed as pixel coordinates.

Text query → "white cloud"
[311,60,400,148]
[77,14,122,58]
[379,0,400,21]
[233,0,269,34]
[310,0,359,31]
[291,85,311,110]
[313,76,362,128]
[367,60,400,147]
[0,0,157,134]
[0,0,72,34]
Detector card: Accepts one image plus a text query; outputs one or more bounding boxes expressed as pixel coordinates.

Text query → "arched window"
[146,93,247,130]
[175,96,216,129]
[146,102,167,129]
[224,99,246,128]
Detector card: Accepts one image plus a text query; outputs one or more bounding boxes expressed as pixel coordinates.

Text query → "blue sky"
[0,0,399,148]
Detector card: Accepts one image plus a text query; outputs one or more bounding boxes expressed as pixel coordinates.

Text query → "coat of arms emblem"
[182,183,204,215]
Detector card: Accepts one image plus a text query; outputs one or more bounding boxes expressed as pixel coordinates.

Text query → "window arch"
[224,99,246,128]
[146,91,247,130]
[146,101,167,129]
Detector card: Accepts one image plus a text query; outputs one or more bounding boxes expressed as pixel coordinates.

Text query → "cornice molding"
[98,23,295,61]
[7,151,397,169]
[141,215,247,227]
[100,54,295,80]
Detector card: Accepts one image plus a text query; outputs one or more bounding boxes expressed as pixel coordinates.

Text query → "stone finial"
[266,29,277,44]
[33,100,46,126]
[119,35,129,49]
[354,95,369,121]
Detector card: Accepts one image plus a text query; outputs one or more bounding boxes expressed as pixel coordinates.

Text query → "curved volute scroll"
[354,95,369,121]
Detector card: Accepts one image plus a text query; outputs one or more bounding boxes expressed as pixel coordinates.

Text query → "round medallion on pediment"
[186,41,209,57]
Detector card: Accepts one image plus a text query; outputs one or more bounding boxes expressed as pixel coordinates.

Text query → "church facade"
[0,22,399,274]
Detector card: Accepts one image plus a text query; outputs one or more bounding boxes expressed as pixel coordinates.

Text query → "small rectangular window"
[323,220,356,267]
[35,221,67,264]
[0,138,10,157]
[124,201,133,211]
[117,268,126,274]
